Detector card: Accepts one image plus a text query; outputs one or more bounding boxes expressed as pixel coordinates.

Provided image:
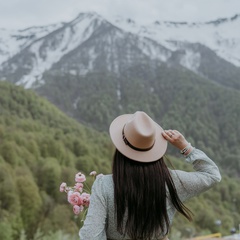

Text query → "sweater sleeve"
[79,176,107,240]
[170,148,222,202]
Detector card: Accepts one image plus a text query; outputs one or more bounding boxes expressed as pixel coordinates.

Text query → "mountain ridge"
[113,12,240,67]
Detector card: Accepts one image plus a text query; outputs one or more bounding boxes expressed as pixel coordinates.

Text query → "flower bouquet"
[60,171,101,218]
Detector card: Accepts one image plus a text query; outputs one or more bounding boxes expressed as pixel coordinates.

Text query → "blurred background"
[0,0,240,239]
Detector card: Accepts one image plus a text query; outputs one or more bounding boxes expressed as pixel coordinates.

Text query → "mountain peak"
[71,12,103,22]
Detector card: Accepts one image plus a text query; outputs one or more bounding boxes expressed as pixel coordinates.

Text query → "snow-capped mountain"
[113,14,240,67]
[0,22,64,65]
[0,12,240,89]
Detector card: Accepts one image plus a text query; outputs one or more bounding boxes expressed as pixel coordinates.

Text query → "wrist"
[183,146,193,156]
[180,142,192,155]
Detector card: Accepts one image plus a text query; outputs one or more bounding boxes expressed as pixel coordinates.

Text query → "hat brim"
[109,114,168,162]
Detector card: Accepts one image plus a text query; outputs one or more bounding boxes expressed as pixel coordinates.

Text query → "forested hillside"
[0,81,113,239]
[0,81,239,239]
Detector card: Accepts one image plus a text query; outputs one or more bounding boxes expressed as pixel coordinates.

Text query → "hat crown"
[109,111,167,162]
[124,111,156,150]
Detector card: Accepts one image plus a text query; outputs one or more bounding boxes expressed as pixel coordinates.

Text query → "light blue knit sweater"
[79,149,221,240]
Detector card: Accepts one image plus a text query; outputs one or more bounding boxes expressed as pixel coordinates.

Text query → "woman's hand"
[162,130,189,150]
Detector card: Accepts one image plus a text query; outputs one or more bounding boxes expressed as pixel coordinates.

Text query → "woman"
[79,111,221,240]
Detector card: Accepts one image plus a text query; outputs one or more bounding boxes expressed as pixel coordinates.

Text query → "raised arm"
[162,129,221,201]
[171,148,221,201]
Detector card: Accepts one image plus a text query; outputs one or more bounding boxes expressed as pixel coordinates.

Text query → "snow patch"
[179,50,201,72]
[69,70,77,75]
[73,97,80,109]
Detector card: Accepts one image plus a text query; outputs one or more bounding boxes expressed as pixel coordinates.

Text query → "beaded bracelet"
[180,143,191,155]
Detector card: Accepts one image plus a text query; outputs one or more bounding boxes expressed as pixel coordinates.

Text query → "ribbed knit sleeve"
[170,148,221,202]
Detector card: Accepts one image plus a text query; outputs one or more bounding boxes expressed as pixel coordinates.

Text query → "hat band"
[122,125,155,152]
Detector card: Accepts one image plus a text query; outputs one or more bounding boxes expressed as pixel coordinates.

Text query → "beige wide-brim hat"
[109,111,168,162]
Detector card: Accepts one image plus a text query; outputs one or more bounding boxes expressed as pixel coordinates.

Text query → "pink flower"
[90,171,97,176]
[73,205,84,215]
[68,191,83,206]
[74,182,83,192]
[59,182,67,192]
[81,192,90,207]
[75,172,86,183]
[67,190,74,198]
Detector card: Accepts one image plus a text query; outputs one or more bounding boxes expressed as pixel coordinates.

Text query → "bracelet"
[180,143,191,155]
[183,146,193,156]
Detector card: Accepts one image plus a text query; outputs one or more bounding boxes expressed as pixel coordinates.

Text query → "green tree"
[16,175,42,239]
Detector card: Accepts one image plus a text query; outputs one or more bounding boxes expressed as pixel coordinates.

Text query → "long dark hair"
[112,149,192,240]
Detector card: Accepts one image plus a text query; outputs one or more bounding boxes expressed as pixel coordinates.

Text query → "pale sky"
[0,0,240,29]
